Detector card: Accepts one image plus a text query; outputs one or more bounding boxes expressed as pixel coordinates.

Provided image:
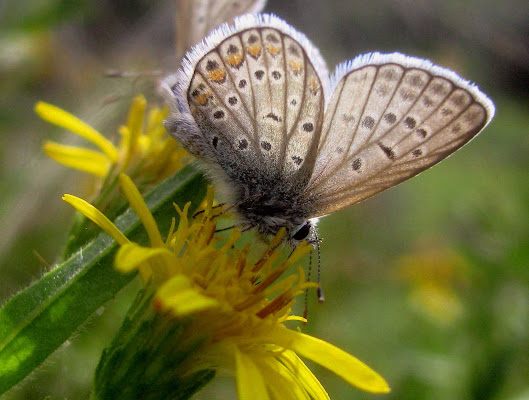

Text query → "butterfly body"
[163,14,494,244]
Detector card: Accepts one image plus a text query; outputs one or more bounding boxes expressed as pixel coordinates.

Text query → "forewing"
[176,0,267,59]
[167,15,328,188]
[307,53,494,217]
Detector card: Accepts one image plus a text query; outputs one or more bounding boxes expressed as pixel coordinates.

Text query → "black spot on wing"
[261,141,271,151]
[377,142,395,160]
[352,158,362,171]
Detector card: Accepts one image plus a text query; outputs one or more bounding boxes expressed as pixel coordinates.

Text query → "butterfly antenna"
[315,232,325,303]
[303,247,313,323]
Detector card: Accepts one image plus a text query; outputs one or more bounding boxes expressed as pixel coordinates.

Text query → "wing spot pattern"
[352,158,362,171]
[266,33,280,43]
[378,142,396,160]
[213,110,225,119]
[408,74,425,87]
[261,141,272,151]
[383,113,397,124]
[441,108,454,116]
[399,89,416,102]
[266,112,282,122]
[206,60,226,83]
[246,34,261,59]
[271,70,282,80]
[404,116,417,129]
[238,139,248,150]
[342,114,356,124]
[238,79,247,89]
[375,83,390,96]
[412,149,423,157]
[288,60,303,76]
[254,70,265,80]
[382,69,399,81]
[226,44,244,68]
[451,93,467,106]
[416,128,427,138]
[302,122,314,132]
[292,156,303,165]
[362,116,375,129]
[288,45,300,56]
[266,44,281,56]
[309,78,320,95]
[451,123,462,133]
[431,82,446,94]
[423,96,434,107]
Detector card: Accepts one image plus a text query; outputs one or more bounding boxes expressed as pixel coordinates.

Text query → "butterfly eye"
[293,221,311,241]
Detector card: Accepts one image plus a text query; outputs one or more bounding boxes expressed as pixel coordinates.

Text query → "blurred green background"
[1,0,528,399]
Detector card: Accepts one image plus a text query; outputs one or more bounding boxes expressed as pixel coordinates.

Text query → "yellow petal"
[115,243,174,273]
[278,350,329,400]
[43,141,109,176]
[272,329,390,394]
[259,356,311,400]
[62,195,129,245]
[156,275,219,317]
[235,347,270,400]
[35,102,118,163]
[118,174,164,248]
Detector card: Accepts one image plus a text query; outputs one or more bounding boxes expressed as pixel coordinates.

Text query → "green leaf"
[0,165,207,395]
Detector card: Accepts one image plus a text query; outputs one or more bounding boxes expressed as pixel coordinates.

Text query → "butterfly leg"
[193,203,227,218]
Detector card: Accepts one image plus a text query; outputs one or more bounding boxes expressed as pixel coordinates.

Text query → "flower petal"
[118,174,164,248]
[43,141,109,176]
[62,194,129,245]
[115,243,174,275]
[272,329,390,394]
[35,101,118,162]
[156,275,219,317]
[259,356,311,400]
[235,347,271,400]
[278,350,329,400]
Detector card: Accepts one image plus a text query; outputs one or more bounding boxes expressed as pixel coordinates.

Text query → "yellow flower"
[64,175,390,399]
[36,95,188,184]
[395,242,469,325]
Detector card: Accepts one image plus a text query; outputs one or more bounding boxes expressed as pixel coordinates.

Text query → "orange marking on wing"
[266,44,281,56]
[288,60,303,75]
[247,44,262,58]
[226,53,244,67]
[208,68,226,82]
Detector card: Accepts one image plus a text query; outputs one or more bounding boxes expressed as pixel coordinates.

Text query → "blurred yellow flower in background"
[395,242,470,325]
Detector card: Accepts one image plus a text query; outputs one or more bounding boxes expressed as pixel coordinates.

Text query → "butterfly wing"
[165,14,329,192]
[176,0,267,59]
[306,53,495,217]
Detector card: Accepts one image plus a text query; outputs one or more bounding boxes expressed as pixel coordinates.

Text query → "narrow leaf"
[0,165,207,395]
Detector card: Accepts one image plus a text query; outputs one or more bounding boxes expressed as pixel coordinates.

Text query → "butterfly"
[176,0,266,59]
[163,13,495,246]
